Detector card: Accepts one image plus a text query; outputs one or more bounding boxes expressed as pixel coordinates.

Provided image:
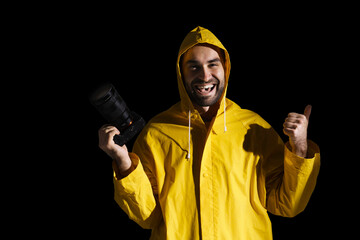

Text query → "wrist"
[114,155,132,171]
[293,148,307,158]
[292,143,308,158]
[112,157,135,179]
[288,140,308,158]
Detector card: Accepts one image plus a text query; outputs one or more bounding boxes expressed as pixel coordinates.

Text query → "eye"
[189,65,199,71]
[209,63,219,68]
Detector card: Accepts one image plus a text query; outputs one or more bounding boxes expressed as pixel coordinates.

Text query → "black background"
[20,20,353,238]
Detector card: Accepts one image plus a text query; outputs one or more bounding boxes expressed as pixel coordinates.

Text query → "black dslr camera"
[89,83,146,146]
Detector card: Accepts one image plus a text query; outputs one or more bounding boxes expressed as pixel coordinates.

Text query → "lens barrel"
[89,83,133,131]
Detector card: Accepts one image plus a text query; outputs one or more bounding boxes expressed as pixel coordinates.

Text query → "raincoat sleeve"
[112,140,162,229]
[261,128,320,218]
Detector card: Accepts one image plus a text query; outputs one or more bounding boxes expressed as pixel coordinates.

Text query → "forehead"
[182,45,221,63]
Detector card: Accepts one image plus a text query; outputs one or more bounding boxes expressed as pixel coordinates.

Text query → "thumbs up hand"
[283,105,312,158]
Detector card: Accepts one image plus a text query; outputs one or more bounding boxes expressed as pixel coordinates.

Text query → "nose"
[198,66,212,81]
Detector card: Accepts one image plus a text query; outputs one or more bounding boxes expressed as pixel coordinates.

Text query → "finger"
[283,122,297,129]
[103,125,120,134]
[107,127,120,136]
[99,125,120,137]
[99,124,111,132]
[304,104,312,120]
[103,128,119,146]
[287,112,303,119]
[283,128,294,137]
[285,117,301,123]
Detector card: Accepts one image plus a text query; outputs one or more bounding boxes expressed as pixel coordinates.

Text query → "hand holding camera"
[89,83,146,176]
[98,124,132,174]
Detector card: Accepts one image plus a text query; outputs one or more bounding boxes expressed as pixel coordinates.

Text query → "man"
[98,26,320,239]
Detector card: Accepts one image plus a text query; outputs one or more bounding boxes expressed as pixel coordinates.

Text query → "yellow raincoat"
[113,26,320,239]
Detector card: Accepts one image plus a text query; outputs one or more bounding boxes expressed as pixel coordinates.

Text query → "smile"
[193,84,216,96]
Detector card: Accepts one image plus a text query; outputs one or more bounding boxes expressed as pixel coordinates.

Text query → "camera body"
[89,83,146,146]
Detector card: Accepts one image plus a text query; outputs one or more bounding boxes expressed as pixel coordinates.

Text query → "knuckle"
[298,116,307,124]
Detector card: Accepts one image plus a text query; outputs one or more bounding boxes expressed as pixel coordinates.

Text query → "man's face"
[181,45,225,107]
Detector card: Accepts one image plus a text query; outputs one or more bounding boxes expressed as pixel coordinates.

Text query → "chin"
[195,96,220,107]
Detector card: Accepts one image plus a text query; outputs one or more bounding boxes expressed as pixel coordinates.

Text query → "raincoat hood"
[176,26,231,115]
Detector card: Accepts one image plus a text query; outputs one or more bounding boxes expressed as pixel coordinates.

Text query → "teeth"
[197,84,214,90]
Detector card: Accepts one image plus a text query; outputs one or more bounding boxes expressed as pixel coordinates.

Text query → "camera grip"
[113,134,127,146]
[113,112,146,146]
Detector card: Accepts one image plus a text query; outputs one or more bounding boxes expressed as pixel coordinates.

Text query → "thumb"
[304,104,312,120]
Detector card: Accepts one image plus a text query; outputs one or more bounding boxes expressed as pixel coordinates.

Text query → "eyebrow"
[186,58,221,65]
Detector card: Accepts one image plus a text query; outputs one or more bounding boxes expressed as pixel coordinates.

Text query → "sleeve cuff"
[113,152,140,180]
[284,140,320,173]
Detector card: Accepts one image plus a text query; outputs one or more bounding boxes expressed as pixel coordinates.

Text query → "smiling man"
[98,26,321,239]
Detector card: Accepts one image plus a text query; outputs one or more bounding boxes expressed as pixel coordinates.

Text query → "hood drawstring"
[186,109,191,159]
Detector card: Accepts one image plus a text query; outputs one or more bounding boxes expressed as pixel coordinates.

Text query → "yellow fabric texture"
[113,26,320,240]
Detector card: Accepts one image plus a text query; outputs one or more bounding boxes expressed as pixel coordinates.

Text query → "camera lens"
[89,83,133,131]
